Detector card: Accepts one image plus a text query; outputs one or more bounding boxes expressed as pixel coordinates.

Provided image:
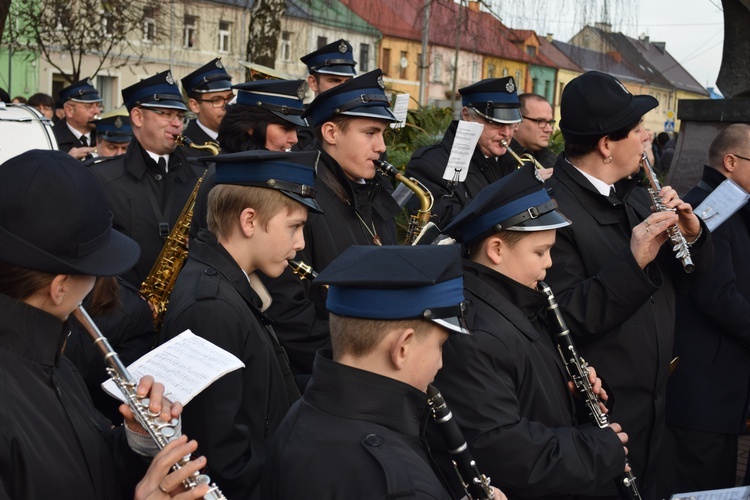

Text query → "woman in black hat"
[0,149,210,500]
[543,71,712,499]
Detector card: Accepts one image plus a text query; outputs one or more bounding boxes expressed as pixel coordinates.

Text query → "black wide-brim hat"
[560,71,658,144]
[0,150,140,276]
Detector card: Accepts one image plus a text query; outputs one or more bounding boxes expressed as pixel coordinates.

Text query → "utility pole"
[449,0,465,110]
[418,0,431,106]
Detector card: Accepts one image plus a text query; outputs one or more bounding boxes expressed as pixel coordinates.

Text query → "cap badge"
[296,83,306,100]
[114,117,123,128]
[216,60,224,69]
[377,74,385,90]
[166,72,175,85]
[338,40,348,53]
[506,79,515,93]
[86,78,93,86]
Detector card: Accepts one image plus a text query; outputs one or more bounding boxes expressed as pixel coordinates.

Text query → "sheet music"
[390,93,410,129]
[102,329,245,405]
[671,485,750,500]
[442,120,483,183]
[694,178,750,232]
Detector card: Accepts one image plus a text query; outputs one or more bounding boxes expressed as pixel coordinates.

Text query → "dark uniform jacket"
[263,352,454,500]
[404,120,517,229]
[90,140,205,287]
[433,261,624,499]
[53,118,94,153]
[0,294,145,500]
[544,155,713,494]
[182,119,218,157]
[260,148,400,377]
[667,166,750,434]
[161,230,298,499]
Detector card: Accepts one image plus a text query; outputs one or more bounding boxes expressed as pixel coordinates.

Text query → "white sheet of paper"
[390,93,410,129]
[694,178,750,232]
[670,485,750,500]
[442,120,483,183]
[101,329,245,406]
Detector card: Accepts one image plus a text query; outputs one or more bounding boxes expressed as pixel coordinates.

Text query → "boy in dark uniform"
[436,165,629,498]
[263,244,504,500]
[161,150,321,499]
[260,69,401,380]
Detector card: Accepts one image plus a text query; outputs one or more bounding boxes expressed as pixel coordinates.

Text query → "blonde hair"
[329,313,434,358]
[207,184,301,239]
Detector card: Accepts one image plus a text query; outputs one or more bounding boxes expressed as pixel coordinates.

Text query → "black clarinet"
[426,385,494,500]
[537,282,641,500]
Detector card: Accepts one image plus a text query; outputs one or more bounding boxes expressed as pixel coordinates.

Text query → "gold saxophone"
[501,139,544,170]
[175,134,220,156]
[140,135,218,329]
[374,159,433,245]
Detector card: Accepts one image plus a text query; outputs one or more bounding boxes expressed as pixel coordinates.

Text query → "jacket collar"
[124,139,198,184]
[0,293,70,367]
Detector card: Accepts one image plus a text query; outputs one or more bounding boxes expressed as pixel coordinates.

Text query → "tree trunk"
[246,0,285,74]
[0,0,11,46]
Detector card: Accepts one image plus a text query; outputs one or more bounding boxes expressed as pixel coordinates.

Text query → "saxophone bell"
[175,134,221,156]
[374,159,434,245]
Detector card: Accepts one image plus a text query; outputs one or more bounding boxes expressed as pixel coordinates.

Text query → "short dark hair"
[657,132,671,147]
[313,114,354,145]
[519,93,549,113]
[217,103,292,153]
[564,118,641,159]
[466,230,529,259]
[27,93,55,109]
[708,123,750,168]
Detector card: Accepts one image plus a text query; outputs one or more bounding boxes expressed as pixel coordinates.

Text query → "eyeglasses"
[522,116,556,129]
[144,107,188,125]
[481,117,518,131]
[198,95,235,108]
[731,153,750,162]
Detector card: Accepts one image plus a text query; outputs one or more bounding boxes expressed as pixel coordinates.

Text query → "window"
[544,80,551,101]
[472,61,479,81]
[360,44,370,72]
[487,64,495,78]
[184,15,197,49]
[382,48,391,76]
[526,45,536,57]
[143,8,156,42]
[532,78,539,93]
[219,21,231,53]
[515,70,522,88]
[96,75,116,112]
[399,51,407,79]
[317,36,327,49]
[281,31,292,61]
[433,54,442,82]
[502,67,509,77]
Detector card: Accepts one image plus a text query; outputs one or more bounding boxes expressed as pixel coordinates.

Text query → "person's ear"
[389,327,415,371]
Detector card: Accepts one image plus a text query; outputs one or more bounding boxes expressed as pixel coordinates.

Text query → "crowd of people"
[1,37,748,500]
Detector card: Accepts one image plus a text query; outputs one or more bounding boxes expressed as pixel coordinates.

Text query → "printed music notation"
[102,330,244,405]
[442,120,483,183]
[694,178,750,232]
[671,486,750,500]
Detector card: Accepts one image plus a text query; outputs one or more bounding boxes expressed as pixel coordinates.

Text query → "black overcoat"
[52,118,95,153]
[433,261,625,499]
[161,230,297,499]
[182,120,217,157]
[262,353,454,500]
[90,140,204,287]
[544,155,713,494]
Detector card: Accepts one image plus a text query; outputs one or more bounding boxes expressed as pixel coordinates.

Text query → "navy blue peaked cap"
[182,58,233,95]
[302,69,397,128]
[301,39,356,76]
[460,76,521,124]
[92,115,132,143]
[443,164,571,245]
[122,70,187,112]
[233,79,307,127]
[317,245,469,334]
[199,150,322,213]
[59,78,102,103]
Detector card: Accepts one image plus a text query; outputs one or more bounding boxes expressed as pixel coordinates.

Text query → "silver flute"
[640,152,695,273]
[73,305,226,500]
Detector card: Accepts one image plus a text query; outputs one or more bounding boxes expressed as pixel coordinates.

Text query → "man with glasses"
[512,93,557,172]
[53,78,102,159]
[181,58,234,156]
[405,77,522,228]
[90,70,204,288]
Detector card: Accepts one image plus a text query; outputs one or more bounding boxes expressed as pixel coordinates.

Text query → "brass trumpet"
[501,139,544,170]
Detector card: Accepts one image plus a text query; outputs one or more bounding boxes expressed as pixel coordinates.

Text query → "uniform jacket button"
[363,434,384,447]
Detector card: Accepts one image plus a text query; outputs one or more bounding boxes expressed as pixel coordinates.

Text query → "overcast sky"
[491,0,725,93]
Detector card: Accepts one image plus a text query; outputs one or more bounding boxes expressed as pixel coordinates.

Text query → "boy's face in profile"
[249,204,308,278]
[325,117,388,181]
[403,324,450,392]
[495,229,556,289]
